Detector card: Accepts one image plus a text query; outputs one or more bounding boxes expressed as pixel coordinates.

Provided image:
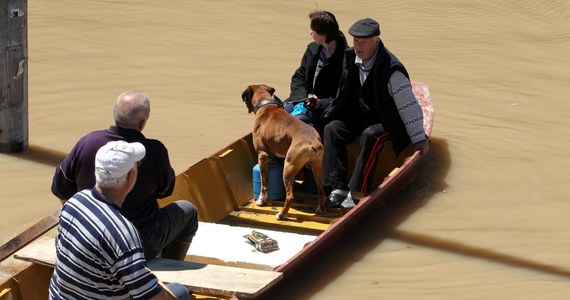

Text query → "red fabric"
[360,132,390,193]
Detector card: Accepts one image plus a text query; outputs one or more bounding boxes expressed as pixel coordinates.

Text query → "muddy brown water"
[2,1,570,299]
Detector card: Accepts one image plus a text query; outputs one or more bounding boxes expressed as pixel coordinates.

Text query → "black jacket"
[287,32,348,102]
[322,42,412,155]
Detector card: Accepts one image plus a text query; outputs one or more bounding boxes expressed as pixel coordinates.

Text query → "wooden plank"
[12,237,56,266]
[242,200,344,222]
[222,199,338,234]
[148,259,281,299]
[14,237,282,299]
[0,209,60,262]
[224,211,328,235]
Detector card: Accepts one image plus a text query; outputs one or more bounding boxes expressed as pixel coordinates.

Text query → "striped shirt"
[49,189,162,299]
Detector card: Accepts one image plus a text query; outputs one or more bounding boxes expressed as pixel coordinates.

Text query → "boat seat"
[13,237,282,299]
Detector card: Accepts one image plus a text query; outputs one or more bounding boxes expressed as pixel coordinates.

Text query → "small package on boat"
[245,230,279,253]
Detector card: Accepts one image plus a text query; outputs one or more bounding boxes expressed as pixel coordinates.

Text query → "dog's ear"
[241,86,255,114]
[266,85,276,96]
[241,86,253,102]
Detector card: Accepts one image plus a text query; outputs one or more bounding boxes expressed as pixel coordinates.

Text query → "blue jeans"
[143,200,199,260]
[284,102,324,133]
[166,282,191,300]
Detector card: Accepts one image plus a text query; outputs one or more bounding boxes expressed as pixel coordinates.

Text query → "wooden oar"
[0,208,60,262]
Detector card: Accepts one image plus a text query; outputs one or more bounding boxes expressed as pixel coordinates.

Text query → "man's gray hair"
[113,91,151,129]
[95,171,129,189]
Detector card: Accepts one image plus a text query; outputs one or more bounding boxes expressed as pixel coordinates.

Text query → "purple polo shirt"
[51,126,175,239]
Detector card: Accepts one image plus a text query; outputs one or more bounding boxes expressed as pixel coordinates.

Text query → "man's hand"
[304,95,320,110]
[414,139,429,155]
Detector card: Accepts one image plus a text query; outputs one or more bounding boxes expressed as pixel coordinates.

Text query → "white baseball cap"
[95,141,146,179]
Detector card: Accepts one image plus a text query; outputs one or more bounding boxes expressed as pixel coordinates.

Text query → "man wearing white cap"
[319,17,429,208]
[49,141,190,299]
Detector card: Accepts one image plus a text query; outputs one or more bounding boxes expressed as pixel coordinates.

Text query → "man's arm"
[288,47,312,101]
[149,281,180,300]
[156,147,177,199]
[51,164,78,202]
[389,70,429,154]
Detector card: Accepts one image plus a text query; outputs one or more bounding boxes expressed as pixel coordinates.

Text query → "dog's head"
[241,84,275,114]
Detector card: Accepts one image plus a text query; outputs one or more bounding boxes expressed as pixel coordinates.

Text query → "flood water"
[2,1,570,299]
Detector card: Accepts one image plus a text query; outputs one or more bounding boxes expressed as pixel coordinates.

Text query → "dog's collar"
[254,98,284,113]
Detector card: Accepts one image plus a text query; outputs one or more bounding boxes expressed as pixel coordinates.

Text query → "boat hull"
[0,83,433,299]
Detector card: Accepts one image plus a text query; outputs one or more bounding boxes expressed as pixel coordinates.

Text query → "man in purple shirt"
[51,90,198,261]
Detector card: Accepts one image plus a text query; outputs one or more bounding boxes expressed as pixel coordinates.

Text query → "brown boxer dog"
[241,84,326,220]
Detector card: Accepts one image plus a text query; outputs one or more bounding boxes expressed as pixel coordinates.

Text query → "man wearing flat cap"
[319,17,429,208]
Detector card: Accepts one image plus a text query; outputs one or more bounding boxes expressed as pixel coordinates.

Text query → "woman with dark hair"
[284,10,348,134]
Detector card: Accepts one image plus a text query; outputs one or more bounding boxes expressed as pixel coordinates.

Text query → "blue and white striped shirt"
[49,189,162,299]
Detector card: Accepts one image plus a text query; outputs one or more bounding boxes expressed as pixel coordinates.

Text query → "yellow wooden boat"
[0,83,433,299]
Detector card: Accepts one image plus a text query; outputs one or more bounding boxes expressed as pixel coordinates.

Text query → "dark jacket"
[51,126,175,238]
[322,42,412,155]
[287,32,348,102]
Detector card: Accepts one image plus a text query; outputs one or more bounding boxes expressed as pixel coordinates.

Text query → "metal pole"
[0,0,28,152]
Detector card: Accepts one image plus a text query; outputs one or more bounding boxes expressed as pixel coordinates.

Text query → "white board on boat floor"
[187,222,317,270]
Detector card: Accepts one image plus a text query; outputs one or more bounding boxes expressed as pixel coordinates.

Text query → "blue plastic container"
[252,163,285,200]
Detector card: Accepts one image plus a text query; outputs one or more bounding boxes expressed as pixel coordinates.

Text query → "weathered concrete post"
[0,0,28,152]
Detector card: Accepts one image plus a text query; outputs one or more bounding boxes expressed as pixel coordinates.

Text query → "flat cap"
[348,18,380,37]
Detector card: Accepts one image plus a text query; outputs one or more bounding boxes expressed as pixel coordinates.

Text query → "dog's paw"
[275,212,286,221]
[315,207,326,215]
[256,199,266,206]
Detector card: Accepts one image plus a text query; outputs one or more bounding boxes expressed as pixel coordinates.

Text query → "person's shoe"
[340,193,356,208]
[326,189,348,208]
[341,191,364,209]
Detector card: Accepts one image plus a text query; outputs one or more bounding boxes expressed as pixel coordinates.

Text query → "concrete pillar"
[1,0,28,152]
